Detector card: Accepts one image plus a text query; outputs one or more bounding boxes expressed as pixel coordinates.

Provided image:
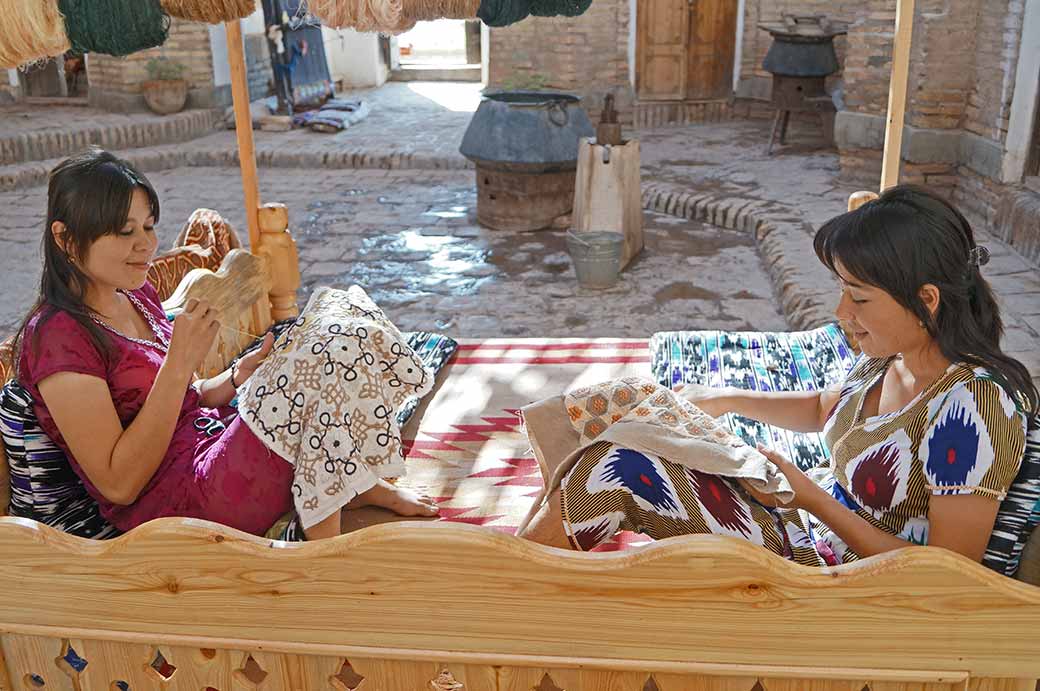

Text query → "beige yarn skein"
[0,0,71,69]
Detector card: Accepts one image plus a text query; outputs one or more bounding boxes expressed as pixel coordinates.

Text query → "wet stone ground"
[0,166,785,337]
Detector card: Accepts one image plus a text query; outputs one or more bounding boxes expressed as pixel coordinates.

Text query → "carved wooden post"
[847,190,879,212]
[0,637,11,691]
[256,203,301,321]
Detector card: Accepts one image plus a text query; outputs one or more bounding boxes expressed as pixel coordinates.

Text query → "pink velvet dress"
[18,282,293,535]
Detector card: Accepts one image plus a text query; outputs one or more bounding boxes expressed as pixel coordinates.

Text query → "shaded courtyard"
[0,83,1037,384]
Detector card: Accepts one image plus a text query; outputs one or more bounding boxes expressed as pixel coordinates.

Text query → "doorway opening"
[390,19,481,82]
[18,52,89,104]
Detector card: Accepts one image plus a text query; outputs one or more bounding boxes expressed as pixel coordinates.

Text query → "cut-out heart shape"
[330,660,365,691]
[240,655,268,686]
[149,650,177,680]
[533,673,564,691]
[429,669,464,691]
[642,677,660,691]
[60,643,89,673]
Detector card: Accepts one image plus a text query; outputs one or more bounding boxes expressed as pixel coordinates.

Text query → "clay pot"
[142,79,188,115]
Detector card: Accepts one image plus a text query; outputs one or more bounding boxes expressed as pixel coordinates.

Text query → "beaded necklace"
[89,290,170,352]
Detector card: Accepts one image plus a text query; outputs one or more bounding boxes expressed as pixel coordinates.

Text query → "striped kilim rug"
[345,338,653,551]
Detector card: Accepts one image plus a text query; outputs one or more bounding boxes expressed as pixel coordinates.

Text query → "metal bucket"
[566,231,624,289]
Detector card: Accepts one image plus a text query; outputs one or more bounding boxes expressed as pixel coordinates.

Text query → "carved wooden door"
[637,0,738,101]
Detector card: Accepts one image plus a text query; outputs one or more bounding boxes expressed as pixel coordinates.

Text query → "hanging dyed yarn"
[310,0,480,33]
[59,0,170,57]
[307,0,406,34]
[530,0,591,17]
[476,0,530,27]
[159,0,256,23]
[0,0,70,68]
[401,0,480,22]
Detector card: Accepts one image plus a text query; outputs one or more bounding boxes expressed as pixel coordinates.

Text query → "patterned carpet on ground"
[343,338,653,551]
[345,326,858,553]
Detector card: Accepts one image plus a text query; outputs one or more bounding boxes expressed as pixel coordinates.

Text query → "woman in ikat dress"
[521,185,1038,566]
[15,149,439,541]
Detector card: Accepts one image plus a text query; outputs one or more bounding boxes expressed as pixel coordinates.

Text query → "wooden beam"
[880,0,915,191]
[225,18,262,249]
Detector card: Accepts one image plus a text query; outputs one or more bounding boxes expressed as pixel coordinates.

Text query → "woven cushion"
[0,380,120,539]
[650,322,858,471]
[395,331,458,427]
[983,419,1040,577]
[649,322,1038,578]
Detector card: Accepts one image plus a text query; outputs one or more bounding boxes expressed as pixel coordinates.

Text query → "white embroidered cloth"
[238,286,434,528]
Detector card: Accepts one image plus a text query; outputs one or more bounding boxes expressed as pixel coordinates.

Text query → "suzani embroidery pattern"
[238,286,434,529]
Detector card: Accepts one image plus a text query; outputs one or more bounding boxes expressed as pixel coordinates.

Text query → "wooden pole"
[225,19,262,250]
[880,0,915,191]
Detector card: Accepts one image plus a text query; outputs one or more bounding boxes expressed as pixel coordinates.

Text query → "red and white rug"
[347,339,654,551]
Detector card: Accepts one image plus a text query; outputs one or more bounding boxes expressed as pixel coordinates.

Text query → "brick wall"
[88,19,215,112]
[487,0,632,125]
[903,0,979,131]
[964,1,1026,145]
[0,72,19,103]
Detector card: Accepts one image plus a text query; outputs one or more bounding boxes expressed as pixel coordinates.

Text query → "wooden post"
[572,138,644,269]
[880,0,915,191]
[225,19,262,249]
[847,190,879,212]
[257,203,301,321]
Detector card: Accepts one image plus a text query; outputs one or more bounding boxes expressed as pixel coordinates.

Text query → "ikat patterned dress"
[559,357,1028,565]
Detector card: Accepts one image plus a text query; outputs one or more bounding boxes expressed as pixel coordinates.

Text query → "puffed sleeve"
[920,376,1027,500]
[18,310,108,393]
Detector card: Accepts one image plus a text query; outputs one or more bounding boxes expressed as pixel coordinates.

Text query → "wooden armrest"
[162,249,274,377]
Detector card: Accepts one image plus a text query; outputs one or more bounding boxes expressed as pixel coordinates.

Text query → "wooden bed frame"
[1,1,1038,687]
[0,193,1037,691]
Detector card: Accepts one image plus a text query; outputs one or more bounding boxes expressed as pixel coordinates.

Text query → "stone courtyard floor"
[0,82,1036,383]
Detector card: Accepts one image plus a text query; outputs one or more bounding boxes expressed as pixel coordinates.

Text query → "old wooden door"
[637,0,738,101]
[636,0,689,100]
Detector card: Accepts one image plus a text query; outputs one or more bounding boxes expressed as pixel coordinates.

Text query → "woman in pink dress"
[15,148,437,540]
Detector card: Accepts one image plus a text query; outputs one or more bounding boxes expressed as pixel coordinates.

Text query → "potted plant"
[142,57,188,115]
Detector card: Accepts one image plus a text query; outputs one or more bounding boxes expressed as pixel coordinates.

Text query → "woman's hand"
[674,383,734,418]
[166,298,220,380]
[739,445,824,511]
[234,331,275,386]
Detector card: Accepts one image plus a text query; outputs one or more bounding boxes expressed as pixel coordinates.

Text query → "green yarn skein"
[60,0,170,57]
[477,0,531,27]
[530,0,593,17]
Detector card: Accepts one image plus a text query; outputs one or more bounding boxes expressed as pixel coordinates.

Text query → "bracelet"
[230,361,242,389]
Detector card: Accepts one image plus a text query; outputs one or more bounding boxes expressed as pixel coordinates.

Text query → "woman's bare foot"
[348,479,439,517]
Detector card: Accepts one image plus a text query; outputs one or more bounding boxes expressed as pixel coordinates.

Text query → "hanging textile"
[0,0,69,68]
[59,0,170,57]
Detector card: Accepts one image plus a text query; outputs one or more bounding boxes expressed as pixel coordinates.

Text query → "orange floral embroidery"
[567,405,583,422]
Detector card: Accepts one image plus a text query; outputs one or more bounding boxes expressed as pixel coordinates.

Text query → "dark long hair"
[814,184,1038,418]
[14,148,160,369]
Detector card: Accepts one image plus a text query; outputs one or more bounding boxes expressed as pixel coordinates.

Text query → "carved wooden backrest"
[0,520,1037,690]
[162,249,274,379]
